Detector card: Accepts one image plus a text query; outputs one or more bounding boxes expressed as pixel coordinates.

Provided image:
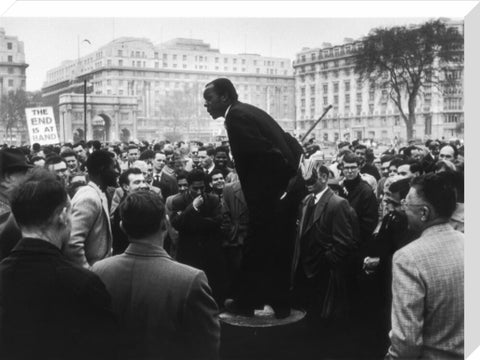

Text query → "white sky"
[0,1,474,92]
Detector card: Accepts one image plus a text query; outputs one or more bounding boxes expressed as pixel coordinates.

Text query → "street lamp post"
[84,79,87,141]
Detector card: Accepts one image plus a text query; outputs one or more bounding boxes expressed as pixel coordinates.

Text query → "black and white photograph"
[0,1,475,359]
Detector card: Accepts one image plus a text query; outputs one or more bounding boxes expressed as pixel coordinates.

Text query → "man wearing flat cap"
[0,148,33,260]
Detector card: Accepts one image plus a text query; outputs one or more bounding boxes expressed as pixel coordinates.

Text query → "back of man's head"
[86,150,112,177]
[410,172,457,219]
[11,168,68,229]
[119,190,165,240]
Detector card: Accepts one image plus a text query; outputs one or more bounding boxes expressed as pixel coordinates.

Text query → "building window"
[333,83,339,93]
[356,92,362,102]
[369,91,375,102]
[344,80,350,92]
[7,67,13,74]
[118,49,123,57]
[224,58,228,63]
[323,96,328,106]
[300,87,306,96]
[334,95,339,105]
[345,94,350,104]
[7,56,13,62]
[119,60,123,66]
[8,79,13,87]
[173,54,177,60]
[7,42,12,50]
[369,104,374,114]
[107,59,112,66]
[356,105,362,116]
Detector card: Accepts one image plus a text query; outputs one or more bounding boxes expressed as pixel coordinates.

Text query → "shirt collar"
[313,186,328,204]
[224,104,233,118]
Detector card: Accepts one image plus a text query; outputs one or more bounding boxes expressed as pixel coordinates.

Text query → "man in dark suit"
[170,169,227,304]
[92,190,220,360]
[291,163,359,357]
[0,168,118,360]
[203,78,305,318]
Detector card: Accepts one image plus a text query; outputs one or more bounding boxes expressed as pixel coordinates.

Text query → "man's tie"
[304,194,317,229]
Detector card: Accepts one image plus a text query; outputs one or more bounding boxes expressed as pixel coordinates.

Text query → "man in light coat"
[92,190,220,360]
[387,172,463,359]
[64,150,117,268]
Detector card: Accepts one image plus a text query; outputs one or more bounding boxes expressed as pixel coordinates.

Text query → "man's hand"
[193,195,204,211]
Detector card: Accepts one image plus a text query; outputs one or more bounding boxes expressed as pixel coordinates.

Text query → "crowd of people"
[0,79,464,359]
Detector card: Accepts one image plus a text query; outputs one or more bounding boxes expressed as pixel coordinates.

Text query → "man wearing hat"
[0,148,33,260]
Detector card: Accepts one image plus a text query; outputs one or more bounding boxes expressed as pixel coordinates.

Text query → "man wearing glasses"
[386,172,463,359]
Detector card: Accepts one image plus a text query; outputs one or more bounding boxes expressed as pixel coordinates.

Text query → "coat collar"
[301,187,334,235]
[12,237,62,256]
[125,242,171,258]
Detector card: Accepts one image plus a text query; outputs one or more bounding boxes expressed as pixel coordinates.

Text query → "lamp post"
[84,79,87,141]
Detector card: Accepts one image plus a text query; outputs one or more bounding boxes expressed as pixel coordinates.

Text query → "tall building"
[42,37,295,143]
[292,21,464,144]
[0,27,29,144]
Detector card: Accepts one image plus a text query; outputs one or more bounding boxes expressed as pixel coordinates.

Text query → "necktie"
[304,195,317,229]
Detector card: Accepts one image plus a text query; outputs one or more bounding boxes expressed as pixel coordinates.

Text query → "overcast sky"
[0,2,471,92]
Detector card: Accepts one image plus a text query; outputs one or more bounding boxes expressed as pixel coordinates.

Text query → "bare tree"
[354,20,463,140]
[0,89,28,145]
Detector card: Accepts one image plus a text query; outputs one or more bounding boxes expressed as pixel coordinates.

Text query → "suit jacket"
[225,101,302,218]
[92,242,220,360]
[0,238,118,360]
[291,188,359,320]
[170,191,226,302]
[222,181,249,247]
[387,223,464,360]
[65,181,112,268]
[152,171,179,200]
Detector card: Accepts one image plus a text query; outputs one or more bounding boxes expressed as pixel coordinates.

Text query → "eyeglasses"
[400,199,427,209]
[343,165,358,171]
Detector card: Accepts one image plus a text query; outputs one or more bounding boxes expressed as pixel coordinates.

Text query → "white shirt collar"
[313,186,328,204]
[224,104,233,118]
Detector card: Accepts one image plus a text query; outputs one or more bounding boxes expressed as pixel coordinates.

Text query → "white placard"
[25,107,60,145]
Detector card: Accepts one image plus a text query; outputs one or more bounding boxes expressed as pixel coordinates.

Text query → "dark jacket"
[291,188,360,320]
[0,238,118,360]
[170,192,226,303]
[225,101,302,219]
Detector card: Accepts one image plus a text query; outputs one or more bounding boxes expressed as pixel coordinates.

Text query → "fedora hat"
[0,148,33,174]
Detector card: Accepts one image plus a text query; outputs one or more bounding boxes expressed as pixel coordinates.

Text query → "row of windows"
[0,78,25,88]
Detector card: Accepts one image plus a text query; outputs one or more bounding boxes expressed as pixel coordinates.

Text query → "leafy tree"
[0,89,28,145]
[355,20,463,140]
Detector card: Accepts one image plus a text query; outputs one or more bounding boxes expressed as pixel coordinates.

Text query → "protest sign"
[25,107,59,145]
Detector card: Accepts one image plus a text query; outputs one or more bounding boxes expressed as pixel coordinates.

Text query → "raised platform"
[219,305,306,328]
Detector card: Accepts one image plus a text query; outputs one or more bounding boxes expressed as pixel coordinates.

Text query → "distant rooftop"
[158,38,219,53]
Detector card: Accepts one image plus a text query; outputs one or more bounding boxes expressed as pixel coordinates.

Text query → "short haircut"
[44,155,66,168]
[139,149,155,161]
[86,150,113,177]
[119,167,142,187]
[388,177,411,200]
[440,143,458,158]
[208,169,224,183]
[354,144,367,152]
[10,168,68,228]
[187,169,207,185]
[389,158,404,168]
[410,172,457,218]
[205,78,239,102]
[73,142,85,150]
[342,152,360,165]
[32,143,41,152]
[119,190,165,239]
[380,154,394,164]
[214,146,230,157]
[60,149,77,159]
[176,170,189,182]
[90,140,101,151]
[127,144,139,152]
[338,141,350,150]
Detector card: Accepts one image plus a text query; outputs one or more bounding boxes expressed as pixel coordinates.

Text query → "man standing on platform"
[203,78,305,318]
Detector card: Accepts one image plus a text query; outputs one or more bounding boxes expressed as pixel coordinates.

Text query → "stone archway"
[92,114,112,142]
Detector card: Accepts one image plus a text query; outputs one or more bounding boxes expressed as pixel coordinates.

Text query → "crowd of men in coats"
[0,79,464,360]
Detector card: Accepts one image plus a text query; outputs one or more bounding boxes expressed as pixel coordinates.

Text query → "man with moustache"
[64,150,117,268]
[203,78,304,318]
